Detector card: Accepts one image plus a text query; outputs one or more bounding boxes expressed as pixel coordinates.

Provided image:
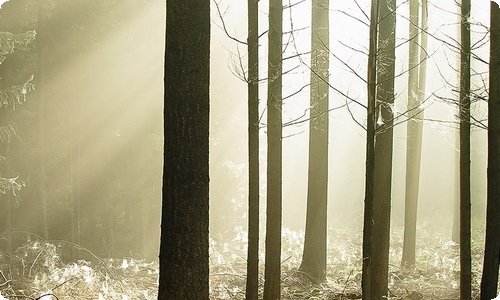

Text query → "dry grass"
[0,221,489,299]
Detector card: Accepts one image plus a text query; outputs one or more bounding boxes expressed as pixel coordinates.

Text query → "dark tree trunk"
[300,0,329,284]
[370,0,396,297]
[245,0,260,298]
[459,0,472,298]
[361,0,378,299]
[263,0,283,298]
[479,2,500,299]
[158,0,210,298]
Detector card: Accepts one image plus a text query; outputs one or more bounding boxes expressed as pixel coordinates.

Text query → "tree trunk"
[300,0,329,284]
[70,113,81,259]
[37,0,49,240]
[459,0,472,298]
[263,0,283,298]
[402,0,427,267]
[158,0,210,298]
[370,0,396,297]
[361,0,378,299]
[245,0,260,298]
[479,2,500,299]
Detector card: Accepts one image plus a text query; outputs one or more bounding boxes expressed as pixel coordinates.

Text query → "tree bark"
[371,0,396,297]
[158,0,210,298]
[263,0,283,298]
[479,2,500,299]
[300,0,329,284]
[361,0,378,299]
[245,0,260,298]
[459,0,472,298]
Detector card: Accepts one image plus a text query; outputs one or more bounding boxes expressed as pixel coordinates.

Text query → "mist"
[209,0,489,240]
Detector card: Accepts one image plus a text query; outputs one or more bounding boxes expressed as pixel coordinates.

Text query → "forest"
[0,0,499,299]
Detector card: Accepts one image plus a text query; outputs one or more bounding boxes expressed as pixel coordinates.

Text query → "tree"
[263,0,283,298]
[370,0,396,297]
[479,2,500,299]
[459,0,472,298]
[361,0,379,299]
[245,0,260,298]
[37,0,49,240]
[401,0,428,267]
[299,0,329,283]
[158,0,210,298]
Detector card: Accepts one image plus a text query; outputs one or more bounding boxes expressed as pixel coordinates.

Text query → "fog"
[209,0,490,236]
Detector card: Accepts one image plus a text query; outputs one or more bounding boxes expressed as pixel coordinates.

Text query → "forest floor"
[0,221,489,299]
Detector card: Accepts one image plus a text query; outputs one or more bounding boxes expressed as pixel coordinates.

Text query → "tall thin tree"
[371,0,396,297]
[300,0,329,283]
[459,0,472,298]
[37,0,49,240]
[245,0,260,298]
[159,0,210,298]
[263,0,283,298]
[361,0,379,299]
[402,0,428,267]
[479,2,500,299]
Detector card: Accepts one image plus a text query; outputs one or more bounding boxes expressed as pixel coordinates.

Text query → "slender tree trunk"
[402,0,427,267]
[70,114,81,259]
[371,0,396,297]
[459,0,472,298]
[263,0,283,298]
[479,2,500,299]
[245,0,260,298]
[37,0,49,240]
[300,0,329,284]
[159,0,210,298]
[452,139,460,243]
[361,1,378,299]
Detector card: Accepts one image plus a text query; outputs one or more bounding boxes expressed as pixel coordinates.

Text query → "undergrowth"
[0,222,488,299]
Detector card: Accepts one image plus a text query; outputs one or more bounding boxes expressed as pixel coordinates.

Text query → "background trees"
[300,0,330,284]
[0,0,164,260]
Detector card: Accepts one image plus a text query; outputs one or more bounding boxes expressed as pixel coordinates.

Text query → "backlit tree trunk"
[402,0,428,267]
[371,0,396,297]
[263,0,283,298]
[361,0,378,299]
[159,0,210,298]
[459,0,472,298]
[37,0,49,240]
[245,0,260,298]
[479,2,500,299]
[300,0,329,283]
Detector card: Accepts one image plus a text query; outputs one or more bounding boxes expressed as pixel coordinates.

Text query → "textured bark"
[263,0,283,298]
[300,0,329,283]
[158,0,210,299]
[459,0,472,298]
[370,0,396,297]
[245,0,260,298]
[361,1,378,299]
[479,2,500,299]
